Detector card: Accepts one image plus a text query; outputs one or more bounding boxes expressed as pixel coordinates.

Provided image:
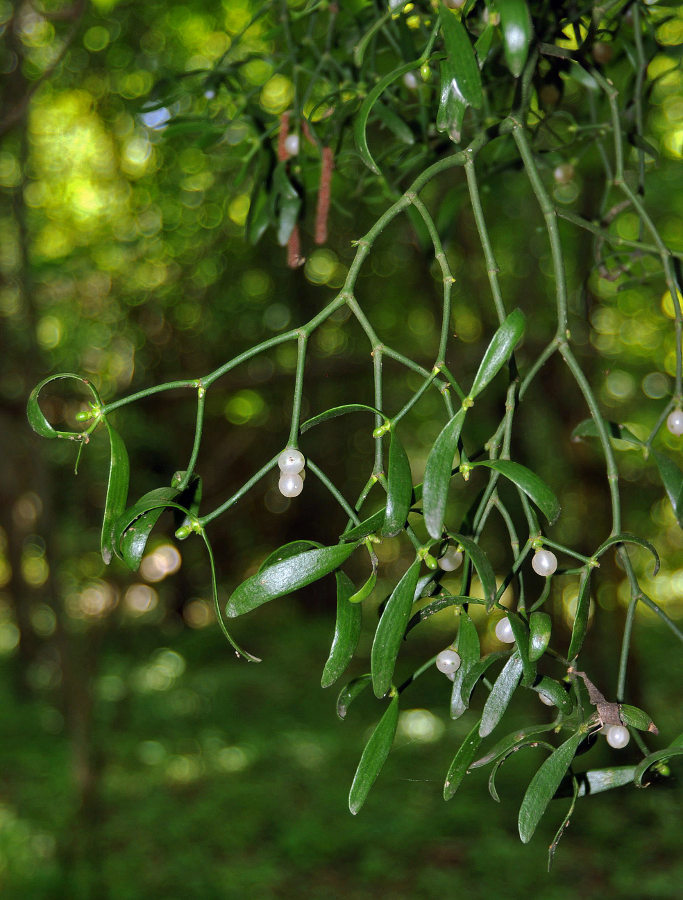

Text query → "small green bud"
[460,463,472,482]
[372,422,391,438]
[75,410,92,422]
[175,525,192,540]
[462,396,474,410]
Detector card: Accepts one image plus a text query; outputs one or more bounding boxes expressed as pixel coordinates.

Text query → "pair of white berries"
[278,448,305,497]
[667,409,683,436]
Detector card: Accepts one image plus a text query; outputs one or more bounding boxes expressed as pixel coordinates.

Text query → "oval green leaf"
[382,427,413,537]
[115,487,183,571]
[371,558,421,698]
[337,674,372,720]
[469,308,525,399]
[423,409,466,539]
[226,542,360,618]
[506,612,535,686]
[470,722,555,770]
[619,704,658,734]
[652,449,683,528]
[259,539,322,571]
[556,765,636,798]
[460,651,508,707]
[321,572,363,688]
[472,459,561,525]
[101,422,130,565]
[436,58,467,143]
[443,717,482,800]
[479,651,523,737]
[439,4,483,108]
[528,611,551,662]
[496,0,533,78]
[567,568,591,660]
[571,418,643,446]
[349,692,399,814]
[518,729,584,844]
[341,509,386,543]
[349,566,377,605]
[450,613,481,719]
[533,677,573,714]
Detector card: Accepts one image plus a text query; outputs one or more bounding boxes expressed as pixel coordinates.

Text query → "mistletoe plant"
[28,0,682,866]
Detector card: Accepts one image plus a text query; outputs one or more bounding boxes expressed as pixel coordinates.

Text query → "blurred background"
[0,1,681,897]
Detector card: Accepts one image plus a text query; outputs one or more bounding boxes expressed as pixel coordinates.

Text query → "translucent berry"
[284,134,300,156]
[495,616,515,644]
[438,547,463,572]
[532,549,558,577]
[278,449,305,474]
[553,163,574,185]
[435,648,461,678]
[667,409,683,436]
[278,473,303,498]
[605,725,630,749]
[539,692,555,707]
[402,72,418,90]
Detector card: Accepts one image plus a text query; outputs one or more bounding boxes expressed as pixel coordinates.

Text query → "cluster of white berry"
[278,448,305,498]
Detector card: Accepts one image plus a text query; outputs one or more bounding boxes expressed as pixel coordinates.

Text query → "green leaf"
[472,460,561,525]
[301,403,385,433]
[226,543,360,617]
[474,23,496,67]
[349,567,377,604]
[460,651,508,707]
[405,595,475,635]
[115,487,183,571]
[100,422,130,565]
[556,765,636,798]
[594,532,660,575]
[374,100,415,145]
[533,677,573,714]
[469,308,525,399]
[439,4,483,108]
[479,651,523,737]
[27,373,101,440]
[423,409,466,539]
[470,722,556,770]
[567,568,592,660]
[340,509,386,542]
[443,717,482,800]
[571,418,643,446]
[246,182,271,245]
[528,611,552,662]
[634,734,683,787]
[496,0,533,78]
[348,692,399,814]
[355,60,423,175]
[321,572,363,688]
[518,730,585,844]
[337,674,372,719]
[258,540,322,571]
[652,449,683,528]
[448,533,497,609]
[488,738,556,803]
[382,427,413,537]
[273,163,301,246]
[371,559,421,698]
[505,612,535,686]
[619,704,658,734]
[436,58,468,143]
[450,613,481,719]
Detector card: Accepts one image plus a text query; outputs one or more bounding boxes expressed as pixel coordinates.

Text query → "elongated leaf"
[439,4,483,108]
[322,572,363,688]
[533,677,573,714]
[273,163,301,246]
[443,717,482,800]
[449,533,496,609]
[528,611,551,662]
[27,372,101,440]
[436,58,467,143]
[460,651,507,706]
[450,613,480,719]
[488,738,556,802]
[474,23,496,67]
[619,704,658,733]
[100,423,130,565]
[349,692,399,814]
[556,765,636,798]
[405,595,475,636]
[469,309,525,399]
[634,734,683,787]
[246,182,271,246]
[423,409,466,539]
[518,730,584,843]
[349,567,377,604]
[473,460,560,525]
[496,0,533,78]
[355,59,423,175]
[226,543,360,617]
[116,487,182,571]
[652,449,683,527]
[340,509,386,542]
[567,568,591,660]
[479,651,523,737]
[471,723,555,770]
[374,100,415,145]
[371,559,421,698]
[594,532,660,575]
[301,403,385,433]
[382,428,413,537]
[337,674,372,720]
[259,540,322,571]
[506,612,535,686]
[548,775,578,871]
[571,418,643,446]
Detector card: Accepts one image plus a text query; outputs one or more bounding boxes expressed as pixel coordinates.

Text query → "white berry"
[539,692,555,707]
[495,617,515,644]
[402,72,418,90]
[284,133,299,156]
[532,549,558,577]
[605,725,630,749]
[278,449,305,474]
[667,409,683,436]
[435,648,461,677]
[278,473,303,498]
[438,547,463,572]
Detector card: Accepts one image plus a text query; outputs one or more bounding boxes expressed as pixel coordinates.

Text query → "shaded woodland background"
[0,1,681,897]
